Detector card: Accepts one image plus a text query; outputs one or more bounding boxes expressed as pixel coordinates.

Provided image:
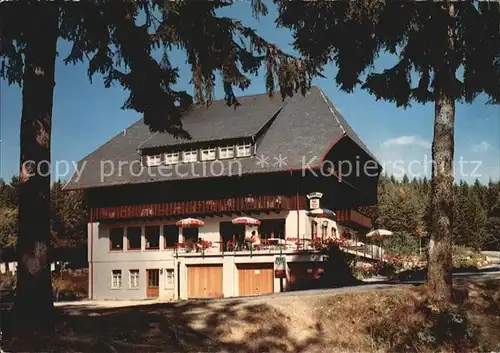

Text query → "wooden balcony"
[336,209,372,230]
[92,195,307,221]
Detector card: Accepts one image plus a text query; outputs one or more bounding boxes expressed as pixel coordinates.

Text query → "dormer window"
[165,152,179,164]
[183,150,198,163]
[201,148,216,161]
[236,144,252,157]
[146,154,162,166]
[219,146,234,159]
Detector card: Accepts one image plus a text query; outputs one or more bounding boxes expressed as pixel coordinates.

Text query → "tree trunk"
[12,4,59,335]
[427,2,457,307]
[427,91,454,304]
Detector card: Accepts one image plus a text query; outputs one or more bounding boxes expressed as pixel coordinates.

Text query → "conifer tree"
[0,0,314,333]
[277,0,500,304]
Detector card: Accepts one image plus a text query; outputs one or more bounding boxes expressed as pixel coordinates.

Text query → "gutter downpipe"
[89,208,94,300]
[292,171,300,243]
[177,261,181,300]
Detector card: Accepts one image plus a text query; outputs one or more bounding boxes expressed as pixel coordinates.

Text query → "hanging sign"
[306,192,323,210]
[274,256,287,278]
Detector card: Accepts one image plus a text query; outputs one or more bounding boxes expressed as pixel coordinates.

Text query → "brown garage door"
[237,263,274,296]
[288,262,325,291]
[187,265,223,299]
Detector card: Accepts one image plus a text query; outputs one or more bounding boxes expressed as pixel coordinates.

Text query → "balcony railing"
[336,209,372,229]
[92,195,306,221]
[170,237,350,256]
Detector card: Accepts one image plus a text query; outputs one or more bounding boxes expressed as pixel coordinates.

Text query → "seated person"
[247,230,261,250]
[185,237,195,252]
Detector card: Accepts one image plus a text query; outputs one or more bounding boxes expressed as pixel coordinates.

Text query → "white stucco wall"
[88,209,340,300]
[177,252,326,299]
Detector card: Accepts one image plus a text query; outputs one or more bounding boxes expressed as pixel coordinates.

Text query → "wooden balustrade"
[336,209,372,229]
[92,195,307,221]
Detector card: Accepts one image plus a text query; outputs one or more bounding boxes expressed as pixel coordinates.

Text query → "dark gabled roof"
[138,93,284,149]
[64,86,380,190]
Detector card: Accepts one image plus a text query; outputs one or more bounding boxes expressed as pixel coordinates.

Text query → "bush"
[381,232,420,256]
[369,294,479,352]
[353,263,376,279]
[52,269,88,301]
[320,244,360,287]
[0,273,16,290]
[452,245,489,269]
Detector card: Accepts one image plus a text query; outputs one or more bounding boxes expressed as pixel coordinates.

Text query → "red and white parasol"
[176,218,204,228]
[232,216,261,226]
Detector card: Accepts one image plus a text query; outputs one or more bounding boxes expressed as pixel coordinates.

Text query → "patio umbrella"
[306,208,336,219]
[176,218,204,228]
[232,216,261,226]
[366,229,393,238]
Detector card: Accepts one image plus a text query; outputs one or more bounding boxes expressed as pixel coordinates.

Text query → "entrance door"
[146,269,160,297]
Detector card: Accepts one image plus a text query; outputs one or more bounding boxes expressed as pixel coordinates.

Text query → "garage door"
[288,262,325,291]
[237,263,274,296]
[187,265,223,299]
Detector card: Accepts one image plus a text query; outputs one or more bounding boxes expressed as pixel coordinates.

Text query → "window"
[321,224,328,240]
[146,154,162,166]
[163,225,179,248]
[219,146,234,159]
[201,148,216,161]
[311,221,318,239]
[109,228,123,251]
[183,228,199,251]
[236,143,252,157]
[127,227,142,250]
[111,270,122,289]
[165,152,179,164]
[129,270,139,289]
[165,269,174,288]
[183,150,198,163]
[145,226,160,250]
[260,219,286,240]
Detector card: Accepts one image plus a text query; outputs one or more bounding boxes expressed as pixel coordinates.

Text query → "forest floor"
[2,277,500,353]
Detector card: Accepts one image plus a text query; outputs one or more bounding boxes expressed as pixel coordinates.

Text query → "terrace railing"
[172,237,322,256]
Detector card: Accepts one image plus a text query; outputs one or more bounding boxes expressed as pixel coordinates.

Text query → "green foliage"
[0,273,16,291]
[452,245,489,269]
[382,231,419,256]
[0,207,17,249]
[453,180,493,250]
[277,1,500,104]
[0,0,316,135]
[411,304,478,351]
[51,180,88,246]
[321,244,360,287]
[369,296,479,352]
[373,176,499,250]
[484,180,500,249]
[374,176,427,238]
[0,177,19,209]
[0,177,88,251]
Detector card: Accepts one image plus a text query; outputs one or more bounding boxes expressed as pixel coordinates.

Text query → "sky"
[1,2,499,185]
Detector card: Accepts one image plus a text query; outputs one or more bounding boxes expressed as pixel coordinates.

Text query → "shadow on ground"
[2,298,327,352]
[2,278,499,352]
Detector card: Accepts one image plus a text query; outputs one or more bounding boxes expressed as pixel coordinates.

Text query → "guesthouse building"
[64,86,380,300]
